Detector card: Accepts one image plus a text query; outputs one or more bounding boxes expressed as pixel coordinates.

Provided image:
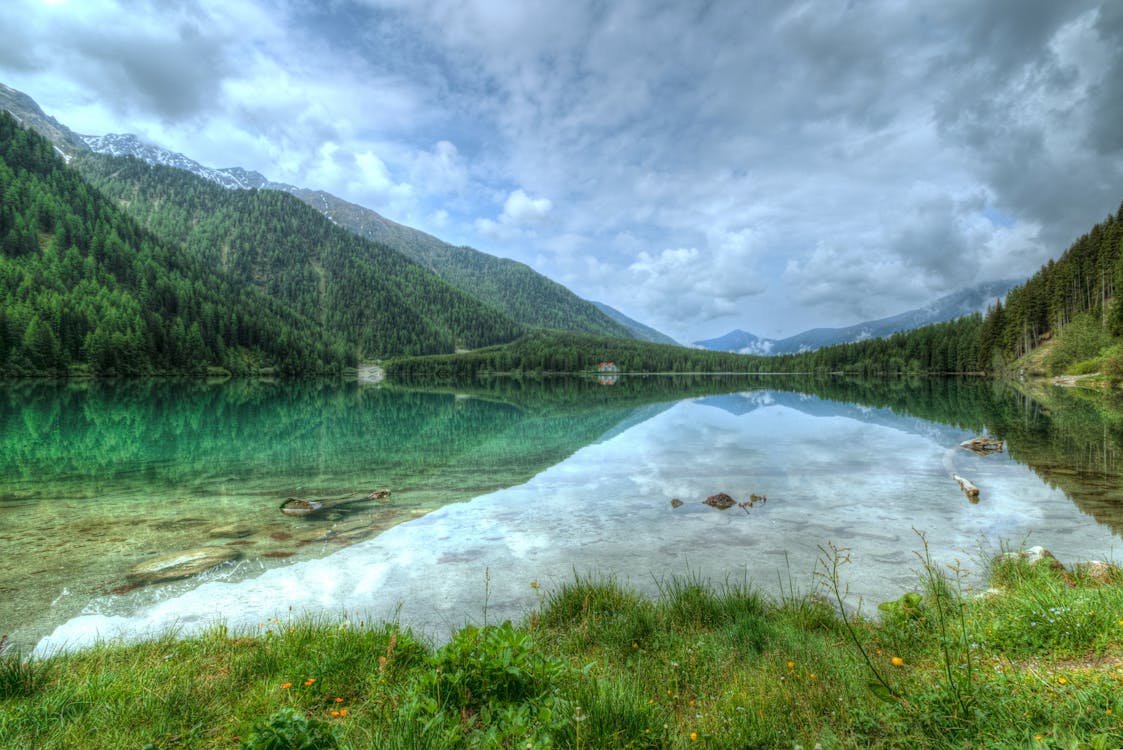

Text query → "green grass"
[3,550,1123,749]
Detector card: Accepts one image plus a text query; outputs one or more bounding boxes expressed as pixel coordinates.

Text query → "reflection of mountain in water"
[8,374,1123,654]
[695,390,968,446]
[36,374,1123,660]
[0,375,788,653]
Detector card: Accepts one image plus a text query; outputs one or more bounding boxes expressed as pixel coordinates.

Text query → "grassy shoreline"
[3,546,1123,749]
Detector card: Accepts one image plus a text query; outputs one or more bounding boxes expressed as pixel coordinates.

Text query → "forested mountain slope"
[0,82,635,342]
[75,154,524,358]
[0,113,346,375]
[282,188,636,338]
[589,301,679,344]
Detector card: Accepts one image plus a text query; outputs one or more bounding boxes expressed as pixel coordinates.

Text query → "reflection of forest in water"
[742,376,1123,535]
[3,375,1120,511]
[3,374,1122,653]
[0,375,798,650]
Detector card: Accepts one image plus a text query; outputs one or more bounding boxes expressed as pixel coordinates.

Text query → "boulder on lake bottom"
[126,546,241,585]
[280,498,324,517]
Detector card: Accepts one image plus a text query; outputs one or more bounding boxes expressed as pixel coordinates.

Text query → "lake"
[3,376,1122,656]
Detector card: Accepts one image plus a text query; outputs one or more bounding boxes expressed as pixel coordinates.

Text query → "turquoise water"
[3,377,1122,654]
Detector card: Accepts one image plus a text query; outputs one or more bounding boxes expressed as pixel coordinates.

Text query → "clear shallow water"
[3,377,1122,655]
[0,379,639,652]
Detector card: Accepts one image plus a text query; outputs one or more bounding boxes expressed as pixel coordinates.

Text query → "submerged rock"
[280,498,324,517]
[367,489,392,501]
[208,524,254,539]
[704,492,736,510]
[739,493,767,510]
[670,498,684,508]
[126,547,240,585]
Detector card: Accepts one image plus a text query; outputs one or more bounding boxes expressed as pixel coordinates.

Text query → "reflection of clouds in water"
[36,398,1121,656]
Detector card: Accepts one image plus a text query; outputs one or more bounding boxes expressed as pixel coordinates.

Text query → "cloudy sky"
[2,0,1122,342]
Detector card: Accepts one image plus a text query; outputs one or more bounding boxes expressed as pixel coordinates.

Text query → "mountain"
[74,132,635,339]
[589,301,678,345]
[80,133,290,191]
[0,112,346,375]
[695,279,1022,354]
[692,329,771,354]
[282,188,635,338]
[74,153,523,357]
[0,82,644,341]
[0,82,89,156]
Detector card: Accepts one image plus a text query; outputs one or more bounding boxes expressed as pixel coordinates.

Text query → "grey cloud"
[78,29,229,120]
[886,197,978,280]
[1086,4,1123,154]
[0,5,41,73]
[62,12,235,122]
[929,2,1121,248]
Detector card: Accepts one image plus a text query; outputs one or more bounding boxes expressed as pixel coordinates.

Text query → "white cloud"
[409,140,468,195]
[500,189,552,226]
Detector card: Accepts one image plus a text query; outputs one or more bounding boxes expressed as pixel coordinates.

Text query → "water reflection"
[2,379,687,651]
[21,376,1123,655]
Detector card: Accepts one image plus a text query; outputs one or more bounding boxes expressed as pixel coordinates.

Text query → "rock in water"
[126,547,241,585]
[280,498,324,517]
[960,436,1003,454]
[704,492,736,510]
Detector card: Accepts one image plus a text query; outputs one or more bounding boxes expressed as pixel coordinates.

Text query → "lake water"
[3,376,1122,656]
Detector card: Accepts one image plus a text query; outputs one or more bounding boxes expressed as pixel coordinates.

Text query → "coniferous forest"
[73,152,524,359]
[0,112,347,376]
[3,107,1122,381]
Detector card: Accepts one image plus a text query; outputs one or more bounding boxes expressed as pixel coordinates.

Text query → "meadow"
[3,540,1123,749]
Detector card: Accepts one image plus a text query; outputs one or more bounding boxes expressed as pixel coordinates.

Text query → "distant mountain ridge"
[692,329,767,354]
[695,279,1022,354]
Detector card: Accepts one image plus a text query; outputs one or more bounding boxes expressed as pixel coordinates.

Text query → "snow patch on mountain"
[81,134,294,193]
